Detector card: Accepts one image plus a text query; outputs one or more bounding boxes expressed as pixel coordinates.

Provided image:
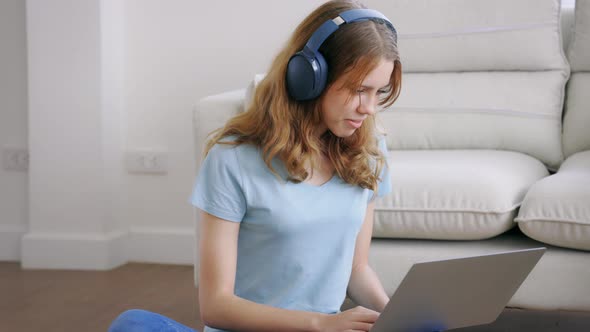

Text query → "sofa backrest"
[365,0,569,170]
[564,0,590,157]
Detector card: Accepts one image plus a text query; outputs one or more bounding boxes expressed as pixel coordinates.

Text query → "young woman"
[109,0,401,331]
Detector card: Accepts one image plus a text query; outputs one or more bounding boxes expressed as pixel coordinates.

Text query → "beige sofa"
[193,0,590,316]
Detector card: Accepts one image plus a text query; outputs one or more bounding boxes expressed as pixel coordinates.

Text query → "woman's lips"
[346,119,363,128]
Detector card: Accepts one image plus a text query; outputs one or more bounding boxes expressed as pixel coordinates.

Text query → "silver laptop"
[371,247,546,332]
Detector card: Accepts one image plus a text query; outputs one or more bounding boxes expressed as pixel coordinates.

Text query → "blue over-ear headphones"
[286,8,397,101]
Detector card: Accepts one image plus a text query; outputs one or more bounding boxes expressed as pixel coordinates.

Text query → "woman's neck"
[303,151,334,185]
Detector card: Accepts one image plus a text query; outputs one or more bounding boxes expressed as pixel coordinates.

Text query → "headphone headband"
[286,8,397,101]
[306,9,397,52]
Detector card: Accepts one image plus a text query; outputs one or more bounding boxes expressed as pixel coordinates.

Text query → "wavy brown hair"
[205,0,402,191]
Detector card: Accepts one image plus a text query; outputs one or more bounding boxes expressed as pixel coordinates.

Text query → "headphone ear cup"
[286,51,329,101]
[286,52,317,101]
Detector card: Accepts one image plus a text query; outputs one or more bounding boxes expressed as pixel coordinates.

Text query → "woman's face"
[319,58,394,137]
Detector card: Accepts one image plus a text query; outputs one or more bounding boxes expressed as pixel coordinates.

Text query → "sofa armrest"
[193,89,246,162]
[191,88,245,287]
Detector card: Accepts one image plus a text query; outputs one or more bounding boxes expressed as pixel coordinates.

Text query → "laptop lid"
[370,247,546,332]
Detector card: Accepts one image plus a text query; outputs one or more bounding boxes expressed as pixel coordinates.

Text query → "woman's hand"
[317,306,380,332]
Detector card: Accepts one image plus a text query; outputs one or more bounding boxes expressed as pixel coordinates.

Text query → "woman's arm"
[347,201,390,312]
[198,210,378,332]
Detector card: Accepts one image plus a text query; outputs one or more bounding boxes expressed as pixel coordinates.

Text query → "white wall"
[12,0,326,268]
[0,0,28,261]
[122,0,325,264]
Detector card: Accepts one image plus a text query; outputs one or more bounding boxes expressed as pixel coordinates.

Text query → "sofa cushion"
[366,0,567,72]
[366,0,570,171]
[368,231,590,311]
[516,151,590,251]
[379,71,567,170]
[373,150,548,240]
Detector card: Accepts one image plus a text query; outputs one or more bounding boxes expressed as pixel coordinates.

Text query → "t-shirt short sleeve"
[368,135,392,203]
[189,144,246,222]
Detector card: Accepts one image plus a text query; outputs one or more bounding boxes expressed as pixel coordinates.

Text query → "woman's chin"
[330,128,357,138]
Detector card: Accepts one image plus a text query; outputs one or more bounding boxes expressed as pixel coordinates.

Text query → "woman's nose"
[357,93,378,115]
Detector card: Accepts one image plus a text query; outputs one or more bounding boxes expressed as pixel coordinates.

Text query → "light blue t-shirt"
[190,137,391,332]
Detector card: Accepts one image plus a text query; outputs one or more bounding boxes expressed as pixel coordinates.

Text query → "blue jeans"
[108,309,197,332]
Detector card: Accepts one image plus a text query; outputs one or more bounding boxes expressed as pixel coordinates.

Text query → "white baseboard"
[21,230,128,270]
[127,226,195,265]
[17,226,195,269]
[0,224,27,261]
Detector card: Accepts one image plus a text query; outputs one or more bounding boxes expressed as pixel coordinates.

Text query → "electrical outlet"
[125,149,168,174]
[2,147,29,172]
